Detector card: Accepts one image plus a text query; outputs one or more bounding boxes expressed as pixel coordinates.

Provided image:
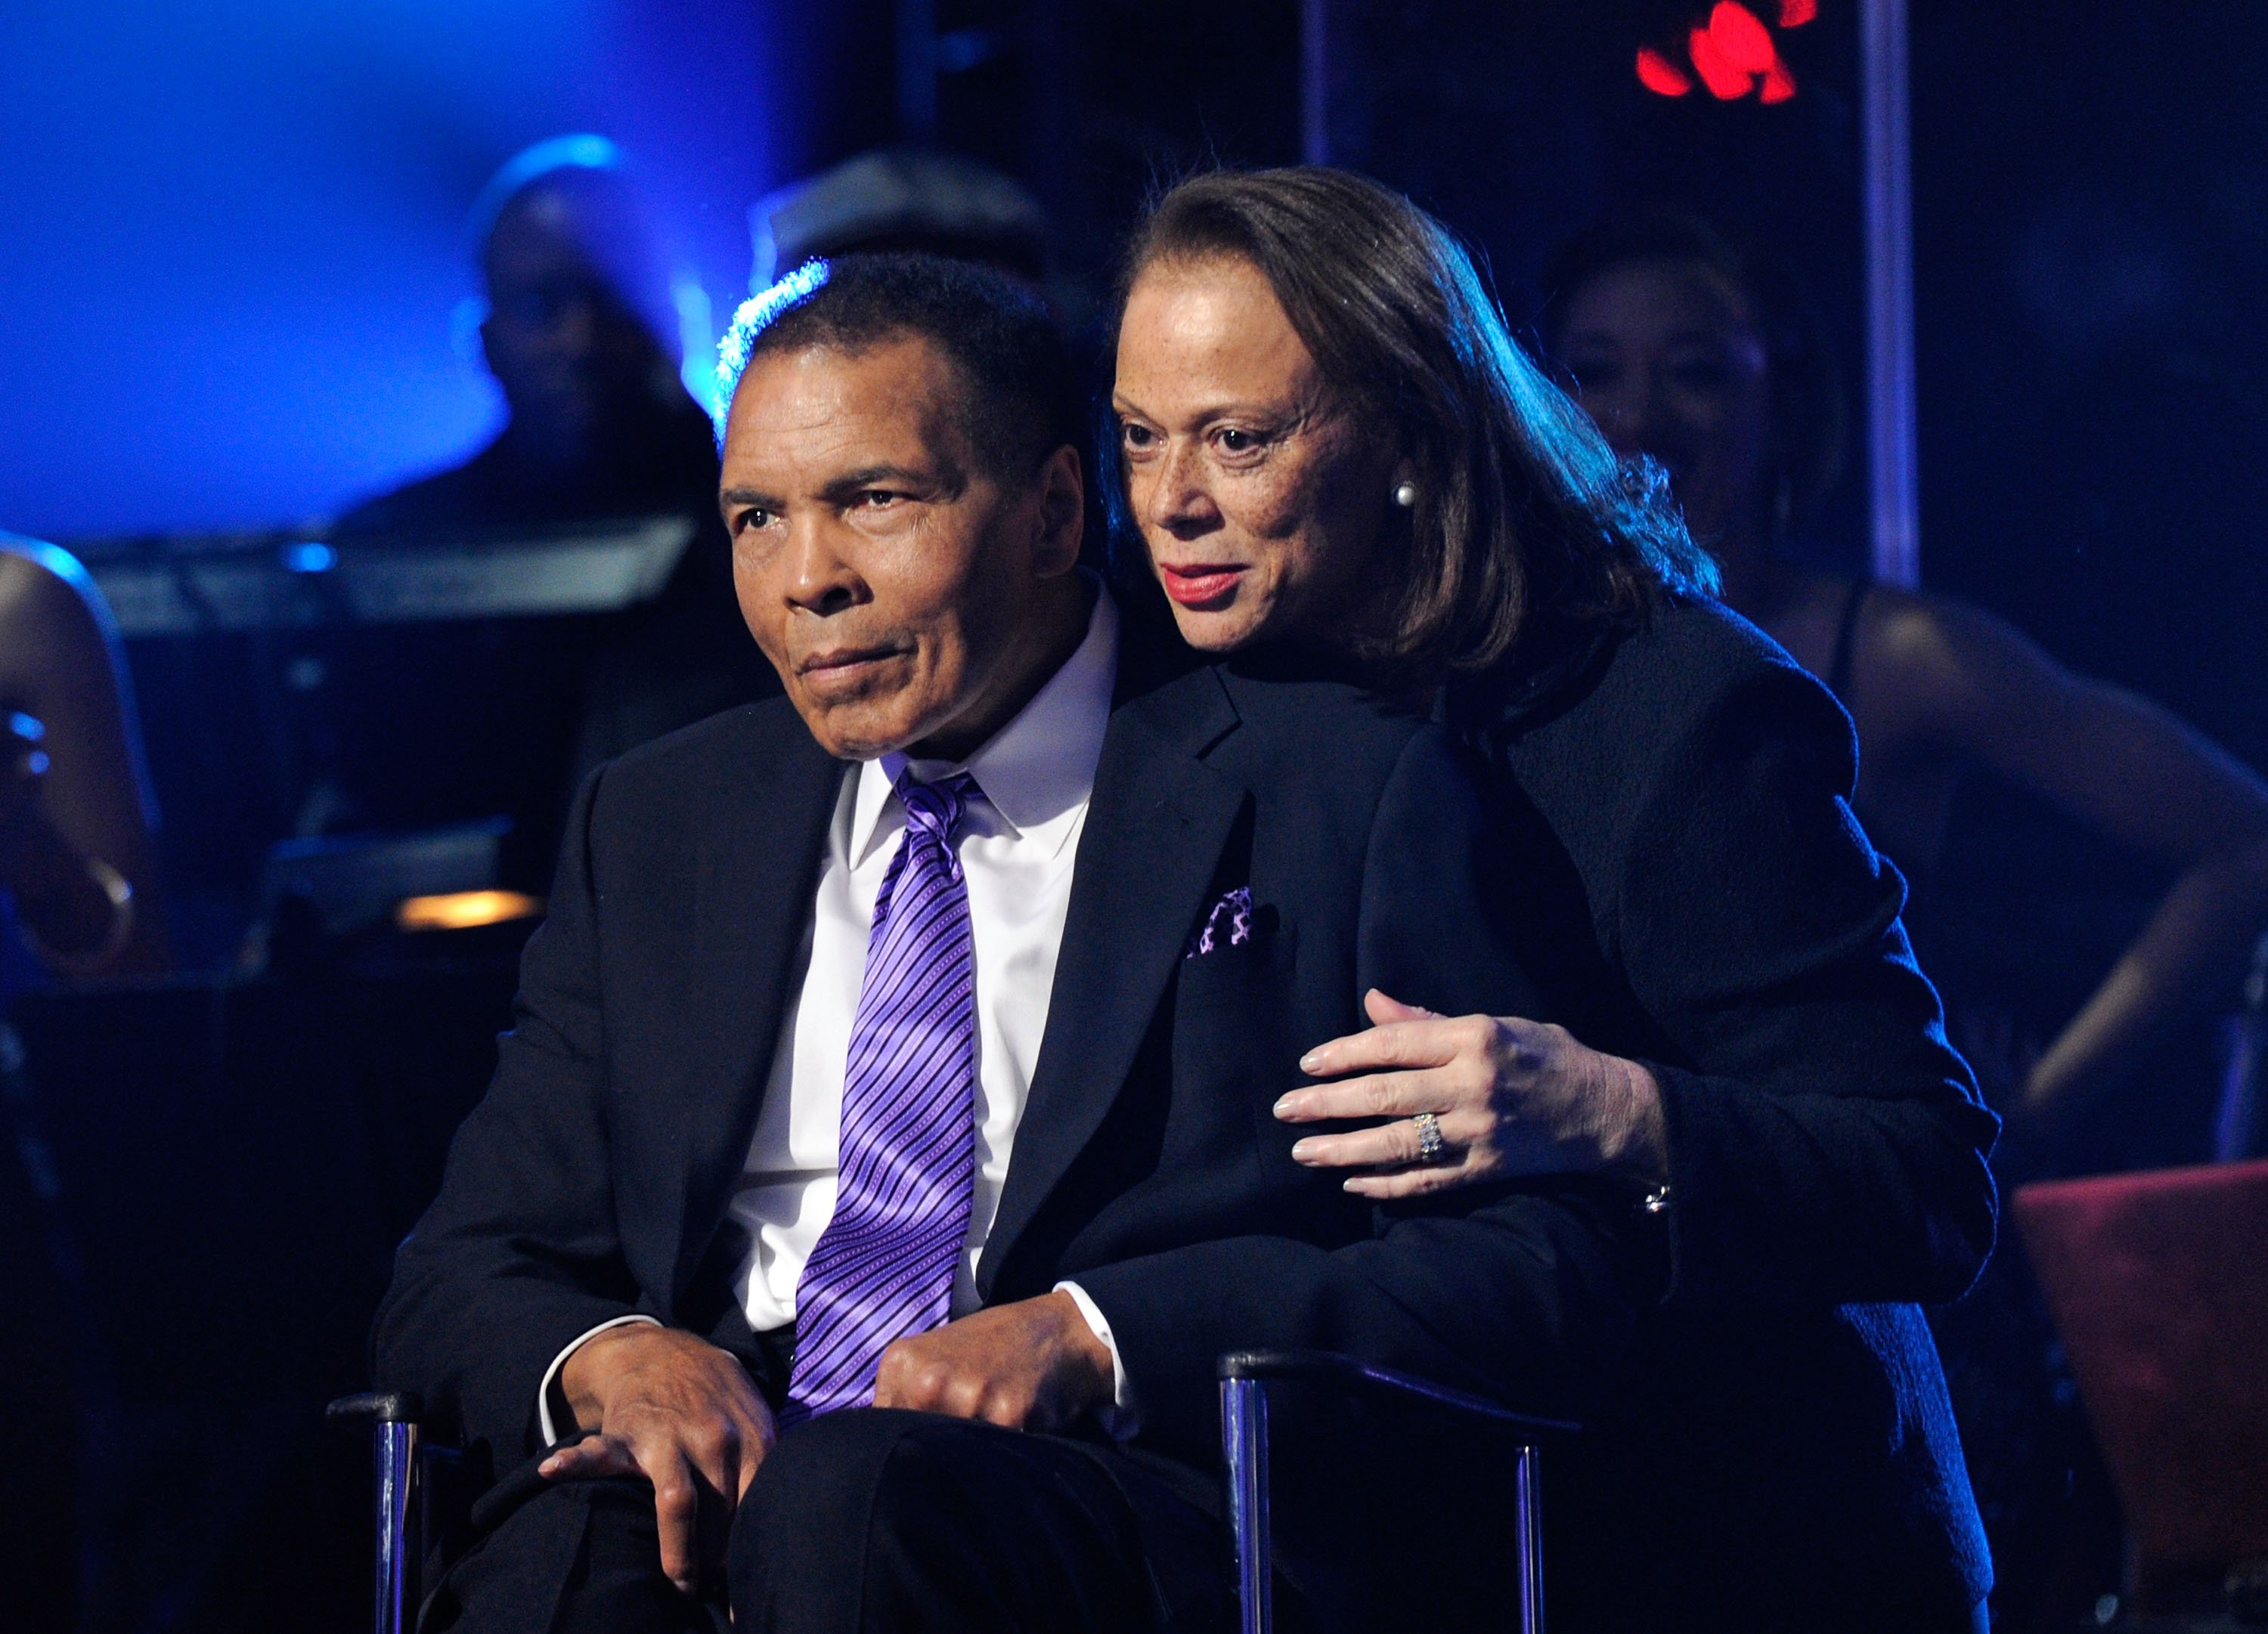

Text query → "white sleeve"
[537,1314,664,1448]
[1054,1280,1139,1441]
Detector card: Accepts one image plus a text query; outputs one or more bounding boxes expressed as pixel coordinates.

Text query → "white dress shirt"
[539,584,1130,1442]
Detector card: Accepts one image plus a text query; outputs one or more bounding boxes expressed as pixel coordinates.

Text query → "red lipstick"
[1159,564,1244,607]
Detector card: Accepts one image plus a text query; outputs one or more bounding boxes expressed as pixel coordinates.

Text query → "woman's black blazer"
[1467,596,2000,1632]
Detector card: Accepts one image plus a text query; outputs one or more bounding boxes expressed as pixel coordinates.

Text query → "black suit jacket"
[1471,598,2000,1631]
[373,647,1637,1495]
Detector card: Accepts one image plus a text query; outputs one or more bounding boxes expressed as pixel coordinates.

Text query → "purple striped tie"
[782,770,981,1422]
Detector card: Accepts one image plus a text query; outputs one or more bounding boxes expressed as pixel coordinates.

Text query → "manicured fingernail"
[1273,1094,1297,1117]
[1291,1140,1316,1162]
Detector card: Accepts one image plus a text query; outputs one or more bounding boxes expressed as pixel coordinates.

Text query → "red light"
[1686,24,1753,99]
[1778,0,1817,24]
[1760,58,1798,101]
[1709,2,1778,74]
[1636,45,1694,96]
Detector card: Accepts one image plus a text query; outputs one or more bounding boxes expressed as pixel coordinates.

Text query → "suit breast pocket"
[1166,926,1318,1184]
[1171,920,1298,1017]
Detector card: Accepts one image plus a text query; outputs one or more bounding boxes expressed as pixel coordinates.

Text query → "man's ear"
[1031,444,1084,576]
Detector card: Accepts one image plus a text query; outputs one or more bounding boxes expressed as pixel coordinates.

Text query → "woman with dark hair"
[1108,167,1997,1631]
[1541,212,2268,1625]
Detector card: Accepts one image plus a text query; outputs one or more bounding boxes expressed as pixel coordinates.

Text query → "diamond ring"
[1413,1111,1446,1163]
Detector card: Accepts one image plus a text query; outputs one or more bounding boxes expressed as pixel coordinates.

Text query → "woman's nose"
[1582,375,1656,453]
[1145,441,1219,535]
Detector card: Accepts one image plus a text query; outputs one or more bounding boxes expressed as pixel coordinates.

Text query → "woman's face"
[1554,259,1775,549]
[1113,255,1399,654]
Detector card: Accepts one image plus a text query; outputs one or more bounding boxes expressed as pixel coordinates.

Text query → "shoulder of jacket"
[1529,600,1833,752]
[1498,599,1857,847]
[590,695,820,813]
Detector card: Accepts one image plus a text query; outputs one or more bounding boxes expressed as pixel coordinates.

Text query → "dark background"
[8,0,2257,766]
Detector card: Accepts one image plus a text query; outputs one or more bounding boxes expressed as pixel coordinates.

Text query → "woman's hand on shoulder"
[1277,990,1668,1199]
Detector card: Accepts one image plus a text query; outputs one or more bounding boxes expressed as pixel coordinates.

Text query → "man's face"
[480,182,670,453]
[720,335,1082,761]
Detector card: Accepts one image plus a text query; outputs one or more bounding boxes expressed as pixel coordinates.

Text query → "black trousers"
[423,1409,1240,1634]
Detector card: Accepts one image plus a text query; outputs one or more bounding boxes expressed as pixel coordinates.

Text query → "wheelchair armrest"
[327,1391,423,1426]
[1216,1349,1578,1437]
[1216,1351,1563,1634]
[327,1394,427,1634]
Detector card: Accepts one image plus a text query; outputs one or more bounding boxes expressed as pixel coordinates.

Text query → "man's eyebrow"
[718,485,782,509]
[820,463,964,501]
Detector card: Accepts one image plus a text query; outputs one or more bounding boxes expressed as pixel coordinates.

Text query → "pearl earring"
[1393,481,1418,509]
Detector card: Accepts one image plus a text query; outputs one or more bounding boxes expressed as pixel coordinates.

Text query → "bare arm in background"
[0,542,169,976]
[1865,591,2268,1119]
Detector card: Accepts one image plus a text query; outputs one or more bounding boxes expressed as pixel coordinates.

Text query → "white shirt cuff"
[1054,1280,1139,1441]
[537,1314,662,1447]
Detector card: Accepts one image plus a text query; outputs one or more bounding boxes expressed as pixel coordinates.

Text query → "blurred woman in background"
[1539,211,2268,1156]
[1539,212,2268,1629]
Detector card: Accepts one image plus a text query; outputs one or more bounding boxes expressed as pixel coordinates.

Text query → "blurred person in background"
[336,135,717,543]
[1,537,167,986]
[333,138,775,852]
[748,148,1052,294]
[1537,209,2268,1629]
[1538,210,2268,1152]
[2,534,168,1629]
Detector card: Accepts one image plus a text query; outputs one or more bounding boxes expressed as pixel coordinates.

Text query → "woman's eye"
[1120,422,1157,451]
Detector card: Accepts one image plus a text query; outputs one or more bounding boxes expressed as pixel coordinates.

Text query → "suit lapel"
[667,723,848,1302]
[978,667,1245,1293]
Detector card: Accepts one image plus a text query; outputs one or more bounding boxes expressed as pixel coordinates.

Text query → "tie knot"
[894,771,980,846]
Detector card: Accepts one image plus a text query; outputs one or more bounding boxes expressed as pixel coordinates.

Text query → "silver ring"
[1413,1112,1445,1164]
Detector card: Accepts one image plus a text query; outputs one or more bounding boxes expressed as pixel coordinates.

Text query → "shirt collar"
[848,580,1118,866]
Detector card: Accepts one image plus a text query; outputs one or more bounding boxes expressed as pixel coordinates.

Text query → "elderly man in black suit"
[373,254,1638,1633]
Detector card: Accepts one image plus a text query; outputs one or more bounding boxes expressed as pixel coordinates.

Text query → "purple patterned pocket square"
[1183,887,1254,960]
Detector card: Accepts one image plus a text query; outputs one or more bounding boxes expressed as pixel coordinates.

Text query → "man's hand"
[872,1291,1114,1432]
[539,1324,776,1595]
